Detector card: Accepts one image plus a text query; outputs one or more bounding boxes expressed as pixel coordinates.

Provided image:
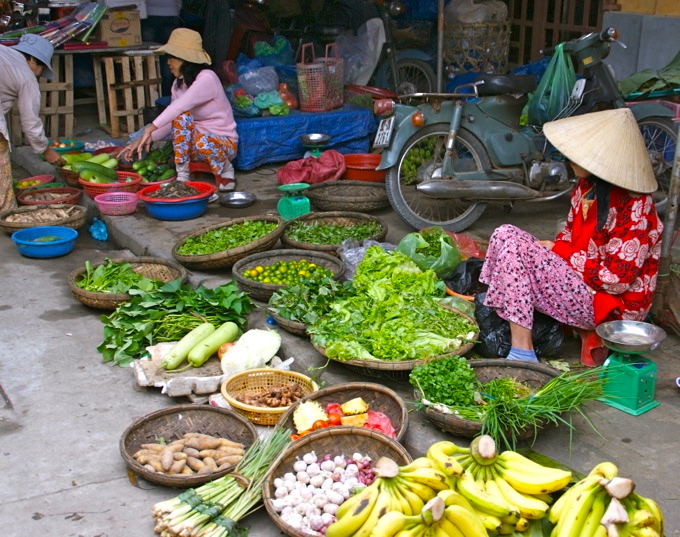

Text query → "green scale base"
[598,353,659,416]
[277,183,311,221]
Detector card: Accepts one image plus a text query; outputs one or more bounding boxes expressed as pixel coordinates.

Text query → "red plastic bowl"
[137,181,215,202]
[343,153,386,183]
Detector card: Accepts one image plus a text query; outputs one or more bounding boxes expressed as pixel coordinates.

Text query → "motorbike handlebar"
[540,27,619,56]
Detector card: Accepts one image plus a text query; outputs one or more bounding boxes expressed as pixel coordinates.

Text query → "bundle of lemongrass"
[153,428,291,537]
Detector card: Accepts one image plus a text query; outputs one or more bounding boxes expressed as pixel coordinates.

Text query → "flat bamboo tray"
[267,309,308,337]
[305,180,390,212]
[0,204,87,234]
[68,256,188,310]
[171,215,284,270]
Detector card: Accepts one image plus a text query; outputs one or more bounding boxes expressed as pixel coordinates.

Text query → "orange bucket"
[343,153,385,183]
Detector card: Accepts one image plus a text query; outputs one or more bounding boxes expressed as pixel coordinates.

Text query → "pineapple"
[340,413,368,427]
[292,401,327,433]
[341,397,369,415]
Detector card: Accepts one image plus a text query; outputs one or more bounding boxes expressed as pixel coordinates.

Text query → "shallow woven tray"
[17,186,82,206]
[171,215,284,270]
[0,204,87,234]
[277,382,409,442]
[422,359,560,440]
[267,309,308,337]
[305,180,390,212]
[312,307,479,381]
[221,369,319,426]
[232,249,344,302]
[119,404,257,488]
[68,256,188,310]
[263,427,412,537]
[280,211,388,255]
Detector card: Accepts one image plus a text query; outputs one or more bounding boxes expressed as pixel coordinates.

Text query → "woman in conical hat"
[478,108,663,363]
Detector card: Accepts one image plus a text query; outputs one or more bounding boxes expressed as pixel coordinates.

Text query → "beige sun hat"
[154,28,211,65]
[543,108,657,193]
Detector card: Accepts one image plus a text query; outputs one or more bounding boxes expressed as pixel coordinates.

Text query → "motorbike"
[373,27,678,232]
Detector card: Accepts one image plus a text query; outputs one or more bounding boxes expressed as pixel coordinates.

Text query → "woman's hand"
[118,124,158,161]
[537,240,554,250]
[43,148,64,166]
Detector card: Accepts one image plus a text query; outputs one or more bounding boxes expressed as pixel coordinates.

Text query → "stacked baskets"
[305,180,390,212]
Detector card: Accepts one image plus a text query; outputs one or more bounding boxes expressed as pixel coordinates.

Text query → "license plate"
[373,116,395,148]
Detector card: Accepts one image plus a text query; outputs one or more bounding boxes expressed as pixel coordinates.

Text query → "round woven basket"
[0,204,87,234]
[79,171,142,199]
[119,404,257,488]
[267,309,308,337]
[312,306,479,381]
[422,359,560,440]
[277,382,409,442]
[17,186,82,206]
[280,211,388,255]
[57,166,83,188]
[172,215,284,270]
[305,180,390,212]
[221,369,319,426]
[68,256,188,310]
[263,427,412,537]
[232,249,344,302]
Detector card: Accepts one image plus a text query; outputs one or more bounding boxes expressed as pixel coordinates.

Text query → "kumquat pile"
[242,259,332,285]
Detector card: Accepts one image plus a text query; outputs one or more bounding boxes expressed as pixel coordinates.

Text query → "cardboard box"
[96,8,142,47]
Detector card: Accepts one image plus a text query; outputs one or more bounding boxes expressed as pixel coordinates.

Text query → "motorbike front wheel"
[374,58,437,94]
[386,124,491,232]
[636,116,677,215]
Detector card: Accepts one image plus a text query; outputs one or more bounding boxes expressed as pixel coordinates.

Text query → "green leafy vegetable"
[285,220,382,245]
[410,355,480,407]
[76,259,163,294]
[268,276,353,325]
[176,221,278,255]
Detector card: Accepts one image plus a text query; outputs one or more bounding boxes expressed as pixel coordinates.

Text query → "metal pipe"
[437,0,444,92]
[417,180,540,200]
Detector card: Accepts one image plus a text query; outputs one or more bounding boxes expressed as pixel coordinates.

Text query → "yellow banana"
[370,510,409,537]
[587,461,619,481]
[498,451,566,474]
[550,476,601,537]
[478,512,503,534]
[580,490,609,537]
[437,490,474,511]
[397,481,426,515]
[455,454,475,469]
[400,457,438,473]
[492,474,550,519]
[326,483,380,537]
[497,521,516,534]
[427,441,465,477]
[593,526,608,537]
[456,470,513,518]
[399,467,450,491]
[394,521,426,537]
[627,527,661,537]
[630,493,664,535]
[548,475,602,524]
[532,492,555,505]
[335,482,379,519]
[384,479,413,516]
[515,516,530,532]
[437,517,466,537]
[443,504,489,537]
[353,482,395,537]
[495,463,572,495]
[396,477,438,503]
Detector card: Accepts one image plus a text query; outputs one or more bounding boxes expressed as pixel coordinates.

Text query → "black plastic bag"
[445,258,486,295]
[474,292,564,358]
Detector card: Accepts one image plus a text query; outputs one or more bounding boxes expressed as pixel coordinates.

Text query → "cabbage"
[221,329,282,374]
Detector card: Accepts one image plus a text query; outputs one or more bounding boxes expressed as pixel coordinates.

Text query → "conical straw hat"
[543,108,657,193]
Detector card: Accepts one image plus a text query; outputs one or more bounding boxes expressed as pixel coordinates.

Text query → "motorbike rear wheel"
[636,116,677,215]
[386,124,491,232]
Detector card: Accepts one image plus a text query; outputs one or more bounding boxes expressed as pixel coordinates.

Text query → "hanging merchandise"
[527,42,576,126]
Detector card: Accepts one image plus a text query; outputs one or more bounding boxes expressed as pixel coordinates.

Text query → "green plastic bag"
[397,226,461,280]
[527,43,576,126]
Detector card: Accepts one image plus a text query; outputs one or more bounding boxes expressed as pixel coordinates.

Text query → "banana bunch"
[370,493,488,537]
[427,436,572,535]
[325,457,450,537]
[549,461,664,537]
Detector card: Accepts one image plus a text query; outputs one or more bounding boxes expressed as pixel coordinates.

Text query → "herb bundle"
[75,258,162,294]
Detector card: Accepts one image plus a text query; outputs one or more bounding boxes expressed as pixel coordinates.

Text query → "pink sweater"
[152,69,238,142]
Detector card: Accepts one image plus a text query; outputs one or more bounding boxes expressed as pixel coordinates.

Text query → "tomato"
[312,420,329,431]
[327,413,342,426]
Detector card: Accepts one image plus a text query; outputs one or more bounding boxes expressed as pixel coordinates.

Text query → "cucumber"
[72,161,119,182]
[162,323,216,370]
[187,322,239,367]
[101,158,119,169]
[159,168,176,181]
[86,153,113,165]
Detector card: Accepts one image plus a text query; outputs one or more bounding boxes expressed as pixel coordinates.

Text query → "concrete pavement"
[3,136,680,537]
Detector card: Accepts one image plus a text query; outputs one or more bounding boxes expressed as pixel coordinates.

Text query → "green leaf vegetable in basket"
[75,259,164,294]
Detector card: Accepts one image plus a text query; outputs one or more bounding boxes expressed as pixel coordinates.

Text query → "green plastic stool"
[277,183,311,220]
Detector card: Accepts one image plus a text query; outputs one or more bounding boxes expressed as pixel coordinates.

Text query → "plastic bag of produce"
[397,226,461,280]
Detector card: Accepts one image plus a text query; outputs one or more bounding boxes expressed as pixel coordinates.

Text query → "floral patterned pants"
[0,134,17,211]
[479,224,595,331]
[172,112,237,177]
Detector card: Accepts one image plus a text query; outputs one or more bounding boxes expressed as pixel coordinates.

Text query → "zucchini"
[187,322,239,367]
[86,153,113,165]
[162,323,216,370]
[101,158,119,169]
[72,161,118,182]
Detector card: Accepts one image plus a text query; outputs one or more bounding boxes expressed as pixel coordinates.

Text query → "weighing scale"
[595,321,667,416]
[300,133,330,158]
[277,183,311,220]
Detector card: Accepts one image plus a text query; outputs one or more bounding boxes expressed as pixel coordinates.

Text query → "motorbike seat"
[475,74,537,96]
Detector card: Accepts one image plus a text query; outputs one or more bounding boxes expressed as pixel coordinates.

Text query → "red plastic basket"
[17,186,82,206]
[79,171,142,199]
[137,181,215,202]
[94,192,139,216]
[297,43,344,112]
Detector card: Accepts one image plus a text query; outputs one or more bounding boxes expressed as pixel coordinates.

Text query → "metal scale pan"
[596,320,667,355]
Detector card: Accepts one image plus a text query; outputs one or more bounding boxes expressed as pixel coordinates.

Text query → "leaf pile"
[75,259,163,294]
[97,280,253,367]
[176,220,278,255]
[284,220,383,245]
[268,275,353,325]
[410,355,480,407]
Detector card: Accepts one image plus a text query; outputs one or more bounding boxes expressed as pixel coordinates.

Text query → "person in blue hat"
[0,33,64,211]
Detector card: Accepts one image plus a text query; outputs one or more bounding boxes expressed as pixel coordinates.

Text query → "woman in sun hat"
[478,107,663,362]
[120,28,239,192]
[0,33,65,211]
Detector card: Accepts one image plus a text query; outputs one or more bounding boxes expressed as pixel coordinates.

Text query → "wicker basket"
[57,166,83,188]
[267,309,308,337]
[277,382,409,442]
[422,359,560,440]
[280,211,388,255]
[232,249,344,302]
[221,369,319,426]
[443,20,511,75]
[305,180,390,212]
[263,427,412,537]
[17,186,82,206]
[119,404,257,488]
[172,215,285,270]
[312,306,479,381]
[0,204,87,234]
[68,256,188,310]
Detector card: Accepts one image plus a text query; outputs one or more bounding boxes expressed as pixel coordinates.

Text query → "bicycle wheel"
[385,124,491,232]
[636,116,677,215]
[374,58,437,94]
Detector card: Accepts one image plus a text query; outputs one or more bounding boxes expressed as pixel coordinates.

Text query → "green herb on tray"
[76,259,163,294]
[410,355,480,407]
[268,275,353,325]
[285,220,382,245]
[176,220,278,255]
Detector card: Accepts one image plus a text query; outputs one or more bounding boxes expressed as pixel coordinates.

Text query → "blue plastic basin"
[143,197,210,221]
[11,226,78,258]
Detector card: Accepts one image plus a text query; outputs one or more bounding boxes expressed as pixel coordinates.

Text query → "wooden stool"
[93,52,161,138]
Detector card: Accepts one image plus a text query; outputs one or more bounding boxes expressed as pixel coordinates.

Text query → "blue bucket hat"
[12,34,56,80]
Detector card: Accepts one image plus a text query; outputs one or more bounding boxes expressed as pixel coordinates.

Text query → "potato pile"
[234,382,306,408]
[131,432,245,476]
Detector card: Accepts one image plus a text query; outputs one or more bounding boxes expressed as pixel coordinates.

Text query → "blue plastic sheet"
[233,104,377,171]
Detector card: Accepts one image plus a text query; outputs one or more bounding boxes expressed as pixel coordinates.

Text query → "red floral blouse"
[552,178,663,324]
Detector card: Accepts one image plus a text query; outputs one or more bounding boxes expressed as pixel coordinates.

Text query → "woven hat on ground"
[154,28,211,65]
[543,108,657,193]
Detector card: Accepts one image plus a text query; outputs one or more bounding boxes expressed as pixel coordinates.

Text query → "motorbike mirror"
[389,1,405,17]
